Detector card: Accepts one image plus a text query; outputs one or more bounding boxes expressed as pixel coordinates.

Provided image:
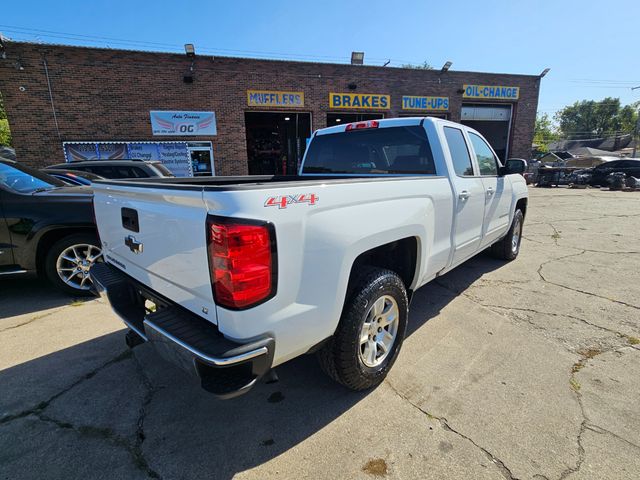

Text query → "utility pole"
[633,86,640,157]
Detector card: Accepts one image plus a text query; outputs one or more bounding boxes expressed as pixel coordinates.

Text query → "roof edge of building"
[1,38,542,79]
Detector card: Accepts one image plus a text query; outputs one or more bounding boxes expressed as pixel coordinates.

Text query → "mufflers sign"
[247,90,304,107]
[329,93,390,109]
[150,111,217,136]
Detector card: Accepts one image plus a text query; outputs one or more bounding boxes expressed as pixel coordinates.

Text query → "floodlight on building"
[441,61,453,72]
[351,51,364,65]
[184,44,196,57]
[540,68,550,78]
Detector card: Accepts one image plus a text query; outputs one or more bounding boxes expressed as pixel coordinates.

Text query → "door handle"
[486,187,495,196]
[458,190,470,200]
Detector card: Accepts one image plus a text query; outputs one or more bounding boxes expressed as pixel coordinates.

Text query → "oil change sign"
[247,90,304,107]
[402,96,449,111]
[329,93,390,110]
[462,85,519,100]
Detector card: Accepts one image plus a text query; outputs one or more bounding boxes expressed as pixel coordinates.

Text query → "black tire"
[317,267,408,391]
[491,209,524,261]
[44,232,101,296]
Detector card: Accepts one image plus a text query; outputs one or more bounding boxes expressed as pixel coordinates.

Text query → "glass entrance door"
[188,147,214,176]
[245,112,312,175]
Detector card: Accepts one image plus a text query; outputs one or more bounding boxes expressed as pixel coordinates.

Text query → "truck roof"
[315,116,440,136]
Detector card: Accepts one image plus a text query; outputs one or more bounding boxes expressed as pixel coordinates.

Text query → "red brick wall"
[0,42,541,174]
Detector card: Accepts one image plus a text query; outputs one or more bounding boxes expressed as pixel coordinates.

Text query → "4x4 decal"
[264,193,319,209]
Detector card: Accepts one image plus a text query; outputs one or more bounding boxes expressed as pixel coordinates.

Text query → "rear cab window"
[302,125,436,175]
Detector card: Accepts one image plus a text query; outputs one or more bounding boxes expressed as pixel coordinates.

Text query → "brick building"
[0,41,541,176]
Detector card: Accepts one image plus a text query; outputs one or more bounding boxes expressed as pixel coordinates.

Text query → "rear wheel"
[491,209,524,260]
[44,233,102,296]
[317,267,408,390]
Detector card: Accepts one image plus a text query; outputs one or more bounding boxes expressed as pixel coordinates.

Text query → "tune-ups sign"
[150,111,217,136]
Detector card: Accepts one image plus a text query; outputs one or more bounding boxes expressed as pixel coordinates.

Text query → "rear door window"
[302,126,435,175]
[443,127,474,176]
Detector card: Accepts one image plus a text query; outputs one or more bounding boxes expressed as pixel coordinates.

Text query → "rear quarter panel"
[205,177,453,366]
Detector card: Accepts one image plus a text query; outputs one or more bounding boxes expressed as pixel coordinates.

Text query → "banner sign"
[64,143,98,162]
[98,143,128,159]
[462,85,519,100]
[247,90,304,107]
[402,96,449,111]
[329,93,390,110]
[157,142,193,177]
[150,111,217,136]
[63,141,197,177]
[127,143,158,161]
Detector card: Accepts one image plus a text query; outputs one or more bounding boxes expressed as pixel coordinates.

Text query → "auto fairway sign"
[150,111,217,136]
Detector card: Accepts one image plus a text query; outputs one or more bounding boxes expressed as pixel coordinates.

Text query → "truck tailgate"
[92,184,217,324]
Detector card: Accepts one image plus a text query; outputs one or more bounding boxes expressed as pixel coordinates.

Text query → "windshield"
[302,125,436,175]
[0,161,66,193]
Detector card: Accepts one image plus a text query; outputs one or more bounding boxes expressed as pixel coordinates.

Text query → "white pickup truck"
[91,117,527,398]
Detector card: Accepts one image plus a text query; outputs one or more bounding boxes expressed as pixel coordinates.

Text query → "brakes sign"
[264,193,319,209]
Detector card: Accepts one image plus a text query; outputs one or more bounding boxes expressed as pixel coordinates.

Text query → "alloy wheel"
[56,243,103,291]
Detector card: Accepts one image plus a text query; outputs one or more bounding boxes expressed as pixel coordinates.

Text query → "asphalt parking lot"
[1,187,639,480]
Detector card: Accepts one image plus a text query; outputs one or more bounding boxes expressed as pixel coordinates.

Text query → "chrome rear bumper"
[91,262,275,398]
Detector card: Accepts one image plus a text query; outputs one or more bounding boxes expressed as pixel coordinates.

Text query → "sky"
[2,0,639,120]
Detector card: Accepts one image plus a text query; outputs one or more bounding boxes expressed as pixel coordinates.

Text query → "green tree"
[0,91,11,147]
[401,61,433,70]
[533,113,558,152]
[0,91,6,120]
[554,97,638,139]
[0,93,11,147]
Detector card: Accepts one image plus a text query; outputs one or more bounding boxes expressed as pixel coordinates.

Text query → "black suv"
[1,159,101,295]
[44,159,174,179]
[588,159,640,186]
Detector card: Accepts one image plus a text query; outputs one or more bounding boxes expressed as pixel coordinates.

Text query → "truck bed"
[93,174,441,191]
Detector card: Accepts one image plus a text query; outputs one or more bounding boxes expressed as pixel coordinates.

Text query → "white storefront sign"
[150,111,217,136]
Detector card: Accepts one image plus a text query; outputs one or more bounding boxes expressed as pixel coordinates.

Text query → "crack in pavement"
[131,350,163,479]
[0,308,67,333]
[584,423,640,452]
[556,347,599,480]
[384,381,519,480]
[0,350,132,426]
[526,212,640,226]
[537,254,640,311]
[479,304,632,340]
[0,348,162,479]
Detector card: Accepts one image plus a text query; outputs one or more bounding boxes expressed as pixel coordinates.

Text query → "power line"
[0,24,422,66]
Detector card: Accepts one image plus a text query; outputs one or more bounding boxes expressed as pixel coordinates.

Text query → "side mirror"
[500,158,527,176]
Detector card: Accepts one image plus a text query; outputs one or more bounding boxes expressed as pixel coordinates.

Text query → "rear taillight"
[207,216,276,310]
[345,120,379,131]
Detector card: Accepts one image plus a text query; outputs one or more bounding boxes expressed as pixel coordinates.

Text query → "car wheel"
[44,233,103,296]
[491,209,524,261]
[317,267,408,391]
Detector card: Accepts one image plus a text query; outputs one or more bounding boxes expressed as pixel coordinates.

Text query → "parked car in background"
[0,159,101,295]
[586,159,640,186]
[44,169,105,186]
[44,159,175,180]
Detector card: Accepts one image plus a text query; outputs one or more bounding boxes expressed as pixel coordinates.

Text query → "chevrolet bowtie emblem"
[125,235,143,254]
